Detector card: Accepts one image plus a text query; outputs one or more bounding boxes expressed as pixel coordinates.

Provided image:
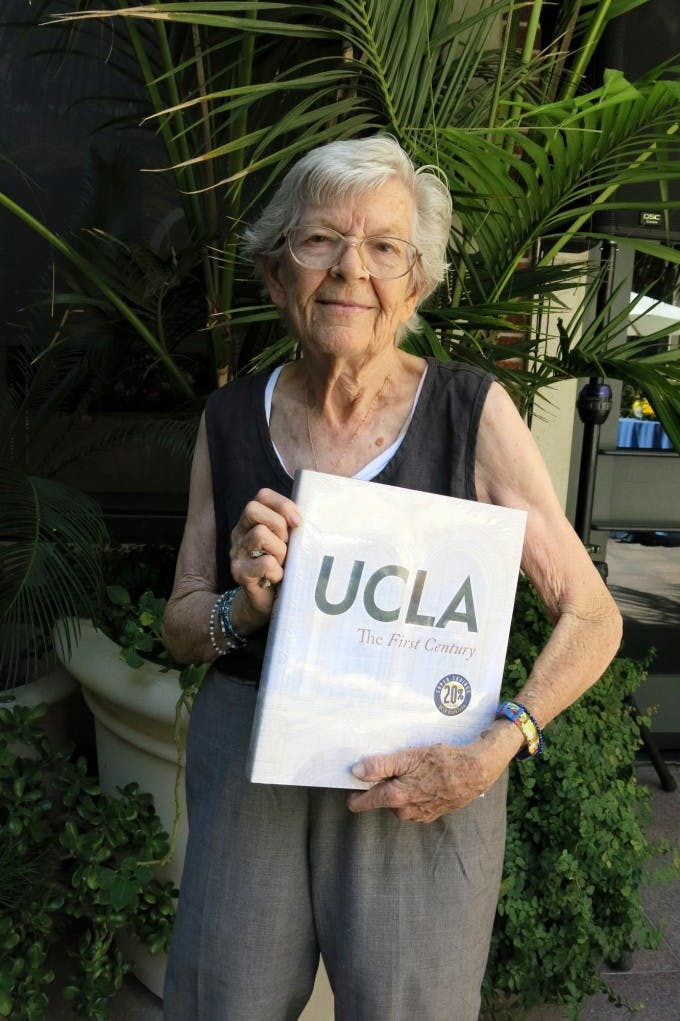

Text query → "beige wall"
[529,251,593,511]
[530,378,579,511]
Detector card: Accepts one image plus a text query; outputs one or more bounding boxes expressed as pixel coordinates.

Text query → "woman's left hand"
[346,738,508,823]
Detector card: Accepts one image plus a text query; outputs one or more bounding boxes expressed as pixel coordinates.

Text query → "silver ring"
[250,548,266,559]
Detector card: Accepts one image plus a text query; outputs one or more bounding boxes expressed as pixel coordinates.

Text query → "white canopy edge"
[629,292,680,335]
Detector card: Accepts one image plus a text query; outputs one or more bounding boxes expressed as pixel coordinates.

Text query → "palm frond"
[0,189,198,398]
[0,468,108,689]
[6,0,680,440]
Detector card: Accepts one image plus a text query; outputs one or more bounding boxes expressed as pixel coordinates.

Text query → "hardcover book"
[246,470,527,789]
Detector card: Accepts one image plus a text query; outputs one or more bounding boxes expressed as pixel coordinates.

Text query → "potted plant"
[0,700,176,1021]
[54,544,207,996]
[0,281,196,730]
[0,340,195,747]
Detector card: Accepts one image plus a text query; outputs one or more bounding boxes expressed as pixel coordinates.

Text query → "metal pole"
[573,240,616,549]
[573,241,676,795]
[573,378,612,548]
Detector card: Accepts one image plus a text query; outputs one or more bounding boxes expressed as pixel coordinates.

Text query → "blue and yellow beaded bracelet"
[496,700,544,760]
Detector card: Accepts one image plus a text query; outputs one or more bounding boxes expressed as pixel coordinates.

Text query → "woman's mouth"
[317,298,372,313]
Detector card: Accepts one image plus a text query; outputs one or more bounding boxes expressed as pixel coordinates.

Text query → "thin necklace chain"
[305,373,391,475]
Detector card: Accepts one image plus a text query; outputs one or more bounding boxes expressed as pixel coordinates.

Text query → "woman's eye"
[305,232,333,246]
[369,238,399,256]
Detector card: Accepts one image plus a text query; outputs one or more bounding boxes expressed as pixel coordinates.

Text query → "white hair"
[243,134,452,338]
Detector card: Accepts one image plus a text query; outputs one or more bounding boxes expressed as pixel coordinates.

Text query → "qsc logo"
[434,674,471,716]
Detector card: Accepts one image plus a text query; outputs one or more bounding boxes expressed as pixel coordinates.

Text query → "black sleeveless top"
[204,357,494,682]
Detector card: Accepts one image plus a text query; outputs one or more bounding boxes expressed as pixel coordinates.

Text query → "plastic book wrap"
[247,470,526,788]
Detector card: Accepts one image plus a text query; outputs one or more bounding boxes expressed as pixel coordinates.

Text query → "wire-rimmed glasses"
[285,225,420,279]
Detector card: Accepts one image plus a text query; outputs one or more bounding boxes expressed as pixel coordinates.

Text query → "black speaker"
[590,0,680,241]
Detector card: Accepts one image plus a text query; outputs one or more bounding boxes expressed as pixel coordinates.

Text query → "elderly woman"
[162,135,622,1021]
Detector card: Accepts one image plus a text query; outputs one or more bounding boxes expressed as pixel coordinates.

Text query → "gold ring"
[260,578,272,589]
[250,548,266,559]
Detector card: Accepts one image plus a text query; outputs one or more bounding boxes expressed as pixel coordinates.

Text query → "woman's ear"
[262,256,287,309]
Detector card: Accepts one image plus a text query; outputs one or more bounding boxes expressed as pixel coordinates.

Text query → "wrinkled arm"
[162,414,224,664]
[163,414,300,664]
[474,382,623,730]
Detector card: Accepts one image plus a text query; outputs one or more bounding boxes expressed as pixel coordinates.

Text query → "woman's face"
[264,179,420,364]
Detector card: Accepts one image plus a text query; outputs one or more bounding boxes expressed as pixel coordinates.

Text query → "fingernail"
[351,763,367,780]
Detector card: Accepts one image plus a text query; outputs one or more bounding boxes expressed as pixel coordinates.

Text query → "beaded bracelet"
[208,596,231,657]
[217,587,247,649]
[496,700,544,760]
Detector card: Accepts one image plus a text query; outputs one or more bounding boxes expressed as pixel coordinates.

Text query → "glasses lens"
[361,237,417,278]
[288,226,343,269]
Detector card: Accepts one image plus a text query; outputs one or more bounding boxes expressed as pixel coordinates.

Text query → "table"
[617,418,673,450]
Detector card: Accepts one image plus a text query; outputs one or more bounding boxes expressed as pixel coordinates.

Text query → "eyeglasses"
[284,225,420,280]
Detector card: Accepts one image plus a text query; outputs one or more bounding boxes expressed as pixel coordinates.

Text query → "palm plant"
[1,0,679,688]
[4,0,679,432]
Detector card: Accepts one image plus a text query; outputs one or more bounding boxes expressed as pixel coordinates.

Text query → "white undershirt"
[264,363,428,480]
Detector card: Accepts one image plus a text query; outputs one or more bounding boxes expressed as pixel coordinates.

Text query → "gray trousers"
[163,670,507,1021]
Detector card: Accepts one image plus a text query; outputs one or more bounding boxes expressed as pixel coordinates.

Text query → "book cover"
[246,470,527,789]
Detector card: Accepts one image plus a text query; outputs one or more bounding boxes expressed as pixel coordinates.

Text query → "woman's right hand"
[229,488,302,629]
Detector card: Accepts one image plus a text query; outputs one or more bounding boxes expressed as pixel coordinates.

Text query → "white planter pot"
[57,620,187,998]
[9,667,79,751]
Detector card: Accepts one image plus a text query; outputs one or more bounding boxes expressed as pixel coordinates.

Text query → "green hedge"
[0,704,176,1021]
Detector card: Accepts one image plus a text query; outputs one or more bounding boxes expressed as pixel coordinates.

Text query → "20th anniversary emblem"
[434,674,471,716]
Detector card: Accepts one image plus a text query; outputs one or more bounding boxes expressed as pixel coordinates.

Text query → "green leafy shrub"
[102,583,207,696]
[482,578,673,1020]
[94,543,207,694]
[104,586,170,671]
[0,703,177,1021]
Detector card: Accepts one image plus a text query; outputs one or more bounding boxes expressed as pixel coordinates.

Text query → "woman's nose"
[330,239,370,278]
